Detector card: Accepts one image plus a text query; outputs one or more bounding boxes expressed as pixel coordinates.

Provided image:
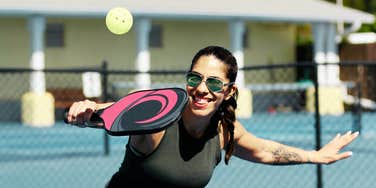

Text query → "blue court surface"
[1,112,375,188]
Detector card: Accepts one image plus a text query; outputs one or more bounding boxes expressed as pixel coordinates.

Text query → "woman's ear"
[224,84,237,100]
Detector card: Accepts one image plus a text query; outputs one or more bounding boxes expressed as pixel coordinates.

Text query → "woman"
[66,46,358,187]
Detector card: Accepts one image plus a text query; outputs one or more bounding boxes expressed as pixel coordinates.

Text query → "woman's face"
[185,55,235,118]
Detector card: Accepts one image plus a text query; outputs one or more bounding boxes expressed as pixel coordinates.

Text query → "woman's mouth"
[192,96,211,108]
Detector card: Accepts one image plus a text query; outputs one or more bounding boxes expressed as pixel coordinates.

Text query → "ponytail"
[220,89,238,165]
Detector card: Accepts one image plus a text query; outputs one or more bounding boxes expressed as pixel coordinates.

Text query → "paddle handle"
[63,108,104,128]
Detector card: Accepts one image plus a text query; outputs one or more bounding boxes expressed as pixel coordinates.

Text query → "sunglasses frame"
[185,71,234,93]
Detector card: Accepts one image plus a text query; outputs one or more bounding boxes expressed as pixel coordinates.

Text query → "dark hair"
[190,46,239,165]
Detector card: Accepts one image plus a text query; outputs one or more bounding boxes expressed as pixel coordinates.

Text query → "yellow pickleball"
[105,7,133,35]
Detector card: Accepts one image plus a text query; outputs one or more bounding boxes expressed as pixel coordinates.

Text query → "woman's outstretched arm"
[232,121,359,165]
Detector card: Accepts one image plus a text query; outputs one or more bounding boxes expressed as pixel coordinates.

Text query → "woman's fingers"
[67,100,96,125]
[317,131,359,164]
[338,131,359,150]
[338,151,353,160]
[328,133,341,145]
[67,102,79,123]
[328,131,359,149]
[84,108,94,122]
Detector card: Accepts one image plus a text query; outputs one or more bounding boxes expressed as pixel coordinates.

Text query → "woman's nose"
[196,80,209,93]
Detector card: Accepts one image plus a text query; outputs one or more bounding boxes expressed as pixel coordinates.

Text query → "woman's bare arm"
[232,121,358,165]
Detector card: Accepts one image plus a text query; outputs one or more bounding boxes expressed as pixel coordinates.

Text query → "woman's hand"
[311,131,359,164]
[66,100,97,125]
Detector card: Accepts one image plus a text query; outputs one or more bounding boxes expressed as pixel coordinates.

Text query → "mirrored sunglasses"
[186,72,234,93]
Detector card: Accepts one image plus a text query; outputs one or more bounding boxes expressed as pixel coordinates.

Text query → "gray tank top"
[107,118,221,187]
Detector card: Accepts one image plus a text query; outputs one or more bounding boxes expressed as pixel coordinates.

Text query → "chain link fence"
[0,62,375,188]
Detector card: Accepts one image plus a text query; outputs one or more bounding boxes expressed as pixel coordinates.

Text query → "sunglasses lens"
[186,73,202,87]
[206,78,223,92]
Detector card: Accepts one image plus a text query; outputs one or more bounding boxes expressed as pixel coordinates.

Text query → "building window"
[45,23,64,47]
[243,27,249,49]
[149,24,163,48]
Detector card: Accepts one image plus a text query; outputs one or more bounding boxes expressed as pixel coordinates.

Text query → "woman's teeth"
[194,96,210,103]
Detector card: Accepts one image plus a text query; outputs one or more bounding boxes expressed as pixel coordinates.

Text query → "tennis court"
[1,63,375,188]
[1,112,375,188]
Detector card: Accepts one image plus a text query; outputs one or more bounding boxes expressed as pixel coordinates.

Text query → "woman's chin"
[190,107,216,118]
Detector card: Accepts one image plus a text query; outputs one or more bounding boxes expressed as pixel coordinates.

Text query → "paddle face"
[98,87,187,135]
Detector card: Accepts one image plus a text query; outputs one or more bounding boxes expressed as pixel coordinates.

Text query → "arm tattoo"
[270,146,303,165]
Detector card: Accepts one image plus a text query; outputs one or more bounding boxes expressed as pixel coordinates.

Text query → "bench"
[48,88,87,109]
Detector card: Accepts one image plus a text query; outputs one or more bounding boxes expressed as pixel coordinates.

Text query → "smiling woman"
[66,45,359,187]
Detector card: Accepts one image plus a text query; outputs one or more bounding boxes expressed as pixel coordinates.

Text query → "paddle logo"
[101,89,180,131]
[122,90,178,124]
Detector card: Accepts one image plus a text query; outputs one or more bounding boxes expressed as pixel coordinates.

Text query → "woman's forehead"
[192,55,228,78]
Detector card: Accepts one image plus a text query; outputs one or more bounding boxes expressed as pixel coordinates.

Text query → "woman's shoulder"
[218,120,248,148]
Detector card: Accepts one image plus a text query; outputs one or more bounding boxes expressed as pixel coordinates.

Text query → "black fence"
[0,62,375,188]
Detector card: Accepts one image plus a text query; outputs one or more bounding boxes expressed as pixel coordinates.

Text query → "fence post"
[102,61,110,155]
[352,81,362,134]
[313,62,323,188]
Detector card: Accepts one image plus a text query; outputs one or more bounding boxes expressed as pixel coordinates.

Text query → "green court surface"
[1,112,375,188]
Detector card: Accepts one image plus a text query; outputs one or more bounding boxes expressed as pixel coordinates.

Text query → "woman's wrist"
[307,151,316,164]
